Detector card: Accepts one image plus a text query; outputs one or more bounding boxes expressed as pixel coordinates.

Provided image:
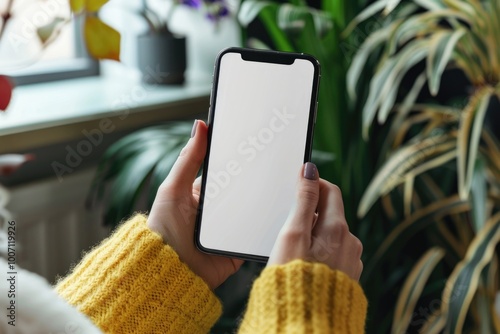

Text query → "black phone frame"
[194,47,321,263]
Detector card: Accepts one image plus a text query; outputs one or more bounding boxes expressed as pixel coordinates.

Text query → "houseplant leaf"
[358,133,456,217]
[277,4,333,38]
[342,0,388,37]
[88,122,192,226]
[147,146,184,205]
[238,0,295,51]
[363,195,469,283]
[238,0,275,26]
[426,28,466,96]
[88,135,175,206]
[383,0,402,15]
[420,310,446,334]
[347,21,401,100]
[457,87,492,199]
[104,145,166,226]
[470,158,487,233]
[362,39,430,137]
[441,211,500,333]
[376,40,430,124]
[414,0,445,11]
[392,247,445,334]
[84,16,120,61]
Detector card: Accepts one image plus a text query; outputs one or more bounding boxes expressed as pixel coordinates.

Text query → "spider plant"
[347,0,500,332]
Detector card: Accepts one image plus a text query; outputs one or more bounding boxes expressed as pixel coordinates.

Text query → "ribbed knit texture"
[238,260,368,334]
[55,214,221,334]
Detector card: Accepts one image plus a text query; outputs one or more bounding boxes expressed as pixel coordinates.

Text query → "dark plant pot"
[137,33,186,85]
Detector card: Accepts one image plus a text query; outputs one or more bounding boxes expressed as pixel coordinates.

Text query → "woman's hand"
[268,162,363,281]
[147,120,243,289]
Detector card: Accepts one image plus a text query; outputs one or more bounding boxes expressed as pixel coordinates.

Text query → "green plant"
[238,0,384,244]
[348,0,500,332]
[87,122,192,226]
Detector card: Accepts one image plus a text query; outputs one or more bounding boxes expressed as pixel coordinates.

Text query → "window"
[0,0,98,85]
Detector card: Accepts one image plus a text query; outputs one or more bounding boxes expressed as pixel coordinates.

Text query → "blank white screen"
[199,52,315,258]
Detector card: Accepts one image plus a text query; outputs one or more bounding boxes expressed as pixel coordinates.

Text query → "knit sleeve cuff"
[239,259,367,333]
[55,214,222,334]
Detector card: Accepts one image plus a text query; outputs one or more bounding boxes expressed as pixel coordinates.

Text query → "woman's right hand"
[268,162,363,281]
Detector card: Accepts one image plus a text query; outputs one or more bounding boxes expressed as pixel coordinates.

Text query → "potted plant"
[137,0,231,85]
[346,0,500,332]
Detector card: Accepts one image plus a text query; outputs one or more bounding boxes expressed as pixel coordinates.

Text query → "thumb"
[162,120,207,195]
[283,162,320,235]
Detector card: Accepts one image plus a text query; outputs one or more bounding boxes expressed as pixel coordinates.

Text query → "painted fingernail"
[304,162,317,180]
[191,119,198,138]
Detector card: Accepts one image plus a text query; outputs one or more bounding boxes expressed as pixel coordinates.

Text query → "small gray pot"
[137,33,187,85]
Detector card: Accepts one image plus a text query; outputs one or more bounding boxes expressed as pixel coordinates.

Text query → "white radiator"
[5,168,110,283]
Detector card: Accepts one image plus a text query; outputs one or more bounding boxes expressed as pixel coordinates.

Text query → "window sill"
[0,69,211,154]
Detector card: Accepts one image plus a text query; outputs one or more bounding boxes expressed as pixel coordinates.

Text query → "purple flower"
[203,0,229,22]
[180,0,201,8]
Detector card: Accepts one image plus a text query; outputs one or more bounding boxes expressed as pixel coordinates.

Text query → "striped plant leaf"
[238,0,275,26]
[457,87,493,199]
[482,130,500,182]
[441,211,500,333]
[376,41,430,124]
[391,15,437,47]
[342,0,388,37]
[489,2,500,77]
[358,133,456,218]
[363,195,469,282]
[238,0,295,52]
[383,0,401,14]
[427,28,466,96]
[276,4,333,37]
[414,0,445,11]
[397,72,428,118]
[378,73,429,159]
[419,310,447,334]
[362,40,429,138]
[246,37,271,50]
[486,255,500,332]
[347,21,401,100]
[441,0,475,17]
[403,175,414,217]
[392,247,445,334]
[476,264,495,334]
[391,10,469,47]
[470,158,487,233]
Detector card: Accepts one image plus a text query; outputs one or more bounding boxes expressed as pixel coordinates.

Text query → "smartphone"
[195,47,320,262]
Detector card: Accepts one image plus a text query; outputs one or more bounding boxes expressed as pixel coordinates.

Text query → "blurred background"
[0,0,499,333]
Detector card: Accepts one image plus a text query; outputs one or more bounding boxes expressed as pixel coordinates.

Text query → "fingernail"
[191,119,198,138]
[304,162,317,180]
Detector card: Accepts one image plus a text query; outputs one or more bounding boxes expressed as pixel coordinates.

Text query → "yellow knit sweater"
[56,214,367,333]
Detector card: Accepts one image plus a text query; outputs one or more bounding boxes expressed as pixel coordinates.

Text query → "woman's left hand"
[147,120,243,289]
